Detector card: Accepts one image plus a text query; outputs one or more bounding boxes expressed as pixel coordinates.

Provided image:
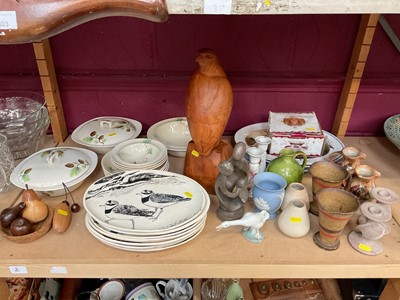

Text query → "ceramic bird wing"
[185,49,233,156]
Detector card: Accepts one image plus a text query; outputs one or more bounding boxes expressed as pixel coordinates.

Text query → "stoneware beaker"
[313,188,360,251]
[252,172,287,219]
[278,199,310,238]
[308,161,350,216]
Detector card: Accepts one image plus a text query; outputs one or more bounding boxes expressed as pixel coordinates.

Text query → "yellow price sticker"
[358,243,372,252]
[57,209,69,216]
[191,150,200,157]
[108,132,117,136]
[290,217,302,223]
[184,192,193,198]
[306,127,315,131]
[265,0,271,6]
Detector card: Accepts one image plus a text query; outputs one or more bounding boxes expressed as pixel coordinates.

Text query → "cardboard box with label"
[268,112,325,156]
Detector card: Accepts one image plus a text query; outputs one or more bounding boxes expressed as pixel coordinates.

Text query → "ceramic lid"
[11,147,97,189]
[71,116,142,147]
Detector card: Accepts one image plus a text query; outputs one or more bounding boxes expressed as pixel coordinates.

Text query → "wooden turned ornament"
[184,48,233,194]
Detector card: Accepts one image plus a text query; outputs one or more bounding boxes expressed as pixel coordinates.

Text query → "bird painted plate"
[234,122,344,169]
[83,170,210,233]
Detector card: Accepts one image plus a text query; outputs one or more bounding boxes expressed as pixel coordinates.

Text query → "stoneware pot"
[281,182,310,211]
[278,199,310,238]
[308,161,350,216]
[313,188,360,251]
[266,148,307,185]
[252,172,287,219]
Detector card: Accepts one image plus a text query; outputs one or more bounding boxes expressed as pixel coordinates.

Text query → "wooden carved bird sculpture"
[185,48,233,157]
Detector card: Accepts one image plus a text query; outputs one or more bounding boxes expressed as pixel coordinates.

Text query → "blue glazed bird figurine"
[139,189,191,219]
[216,210,270,243]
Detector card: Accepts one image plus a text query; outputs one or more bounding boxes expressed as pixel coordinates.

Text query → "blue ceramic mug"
[252,172,287,219]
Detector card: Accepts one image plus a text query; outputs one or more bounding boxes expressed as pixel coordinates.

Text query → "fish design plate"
[83,170,210,233]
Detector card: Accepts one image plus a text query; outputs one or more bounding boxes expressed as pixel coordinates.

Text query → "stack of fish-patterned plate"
[101,138,169,176]
[83,170,210,252]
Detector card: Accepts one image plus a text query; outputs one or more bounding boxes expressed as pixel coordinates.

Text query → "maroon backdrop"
[0,14,399,136]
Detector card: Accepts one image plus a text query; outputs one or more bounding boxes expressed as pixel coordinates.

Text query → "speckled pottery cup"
[313,188,360,251]
[309,161,350,216]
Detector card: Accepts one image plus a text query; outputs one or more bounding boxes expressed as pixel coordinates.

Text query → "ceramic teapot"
[266,148,307,185]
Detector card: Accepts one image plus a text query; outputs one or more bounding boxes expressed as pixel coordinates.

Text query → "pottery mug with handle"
[126,282,160,300]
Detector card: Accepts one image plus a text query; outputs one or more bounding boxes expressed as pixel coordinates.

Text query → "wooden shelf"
[0,136,400,279]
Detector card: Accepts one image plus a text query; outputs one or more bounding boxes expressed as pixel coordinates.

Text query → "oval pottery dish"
[10,147,98,196]
[71,116,142,154]
[1,208,53,243]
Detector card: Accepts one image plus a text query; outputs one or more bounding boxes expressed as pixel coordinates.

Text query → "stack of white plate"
[101,138,169,176]
[83,170,210,252]
[147,117,192,157]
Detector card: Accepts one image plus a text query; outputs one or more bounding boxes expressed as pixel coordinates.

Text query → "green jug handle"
[293,151,307,171]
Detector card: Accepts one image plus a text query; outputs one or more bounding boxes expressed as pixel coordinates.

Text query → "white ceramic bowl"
[10,147,98,197]
[111,138,168,169]
[147,117,192,157]
[71,116,142,154]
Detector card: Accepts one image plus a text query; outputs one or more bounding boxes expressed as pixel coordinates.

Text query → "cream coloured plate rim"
[147,117,192,150]
[110,154,168,170]
[86,212,205,240]
[71,116,142,147]
[111,138,168,168]
[234,122,344,165]
[86,180,209,236]
[384,114,400,149]
[86,218,206,252]
[83,169,210,233]
[86,213,206,245]
[10,147,98,192]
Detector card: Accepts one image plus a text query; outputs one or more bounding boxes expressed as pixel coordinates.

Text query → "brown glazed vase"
[313,188,360,251]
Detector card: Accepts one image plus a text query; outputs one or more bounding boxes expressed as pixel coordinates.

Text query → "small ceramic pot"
[278,199,310,238]
[281,182,310,211]
[252,172,287,219]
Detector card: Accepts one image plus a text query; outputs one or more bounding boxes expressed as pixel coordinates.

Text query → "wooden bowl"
[1,208,53,243]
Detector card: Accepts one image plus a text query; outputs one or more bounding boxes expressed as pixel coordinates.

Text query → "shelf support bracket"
[33,39,68,143]
[331,14,379,138]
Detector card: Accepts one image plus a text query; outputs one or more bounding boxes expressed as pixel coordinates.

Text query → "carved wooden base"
[184,140,233,195]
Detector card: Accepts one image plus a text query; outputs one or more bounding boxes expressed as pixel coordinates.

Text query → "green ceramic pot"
[266,149,307,185]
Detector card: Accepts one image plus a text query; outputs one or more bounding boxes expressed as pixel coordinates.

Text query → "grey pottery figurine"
[215,142,251,221]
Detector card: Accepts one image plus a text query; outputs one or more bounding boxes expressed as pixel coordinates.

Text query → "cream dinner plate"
[83,170,210,233]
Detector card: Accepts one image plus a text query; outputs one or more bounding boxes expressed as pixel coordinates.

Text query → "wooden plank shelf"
[0,136,399,280]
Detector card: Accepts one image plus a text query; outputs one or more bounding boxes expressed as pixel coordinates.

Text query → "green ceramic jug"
[266,149,307,185]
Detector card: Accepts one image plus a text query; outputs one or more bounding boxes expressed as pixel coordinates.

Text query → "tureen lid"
[71,116,142,146]
[11,147,97,189]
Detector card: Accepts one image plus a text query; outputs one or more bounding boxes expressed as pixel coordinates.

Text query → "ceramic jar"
[252,172,287,219]
[278,200,310,238]
[266,149,307,185]
[281,182,310,211]
[329,146,366,174]
[350,164,381,202]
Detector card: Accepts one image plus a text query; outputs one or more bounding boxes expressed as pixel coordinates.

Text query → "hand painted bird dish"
[83,170,210,233]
